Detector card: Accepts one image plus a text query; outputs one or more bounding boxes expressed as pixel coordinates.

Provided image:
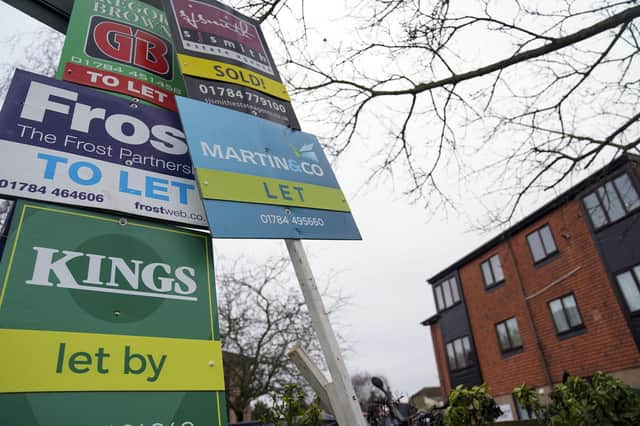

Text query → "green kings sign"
[0,200,227,425]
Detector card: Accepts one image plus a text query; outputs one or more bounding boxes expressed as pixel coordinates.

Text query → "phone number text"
[0,179,104,202]
[260,214,325,227]
[198,84,288,113]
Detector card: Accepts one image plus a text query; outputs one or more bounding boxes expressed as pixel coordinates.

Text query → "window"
[583,173,640,230]
[526,225,558,263]
[496,317,522,353]
[548,294,584,335]
[445,336,473,371]
[481,254,504,288]
[615,264,640,314]
[434,276,461,311]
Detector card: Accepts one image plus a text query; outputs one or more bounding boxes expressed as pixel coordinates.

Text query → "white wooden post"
[288,345,335,416]
[285,239,367,426]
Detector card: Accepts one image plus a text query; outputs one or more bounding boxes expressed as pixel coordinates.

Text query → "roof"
[427,154,640,284]
[421,313,440,326]
[409,386,443,401]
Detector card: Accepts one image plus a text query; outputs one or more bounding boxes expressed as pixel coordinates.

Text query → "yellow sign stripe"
[0,329,225,393]
[177,54,291,101]
[196,168,351,212]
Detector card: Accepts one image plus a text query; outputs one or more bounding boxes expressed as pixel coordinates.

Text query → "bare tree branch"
[258,0,640,225]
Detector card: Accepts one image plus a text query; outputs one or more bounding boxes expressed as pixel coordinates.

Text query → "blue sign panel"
[202,199,361,239]
[178,96,339,187]
[176,97,361,240]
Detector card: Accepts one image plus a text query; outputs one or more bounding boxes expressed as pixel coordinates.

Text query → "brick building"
[423,154,640,419]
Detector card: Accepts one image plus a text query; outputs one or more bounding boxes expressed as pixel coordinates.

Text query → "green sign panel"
[0,200,227,425]
[56,0,185,111]
[1,392,225,426]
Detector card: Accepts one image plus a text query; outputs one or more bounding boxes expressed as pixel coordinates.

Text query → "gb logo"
[85,16,174,79]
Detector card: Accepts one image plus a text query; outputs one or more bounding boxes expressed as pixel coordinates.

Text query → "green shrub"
[444,383,503,425]
[513,372,640,425]
[512,383,546,422]
[259,384,322,426]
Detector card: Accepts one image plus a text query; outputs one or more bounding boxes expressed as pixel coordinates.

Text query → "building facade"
[423,155,640,419]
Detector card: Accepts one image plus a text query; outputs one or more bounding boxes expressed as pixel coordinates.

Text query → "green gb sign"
[56,0,185,111]
[0,200,227,426]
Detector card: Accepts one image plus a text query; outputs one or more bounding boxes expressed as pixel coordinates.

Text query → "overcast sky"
[0,0,526,399]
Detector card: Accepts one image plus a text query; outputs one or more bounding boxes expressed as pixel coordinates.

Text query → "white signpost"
[163,1,368,423]
[287,239,367,425]
[176,97,366,424]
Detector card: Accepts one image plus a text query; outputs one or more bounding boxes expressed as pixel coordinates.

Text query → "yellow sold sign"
[0,328,225,393]
[196,168,351,212]
[177,54,291,101]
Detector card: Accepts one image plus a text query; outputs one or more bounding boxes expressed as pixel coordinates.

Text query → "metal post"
[285,239,367,426]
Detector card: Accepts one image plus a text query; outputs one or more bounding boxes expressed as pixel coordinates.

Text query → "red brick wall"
[454,199,639,396]
[430,323,451,396]
[459,241,549,396]
[510,200,639,382]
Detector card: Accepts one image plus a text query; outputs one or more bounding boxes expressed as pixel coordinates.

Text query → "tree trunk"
[233,407,244,422]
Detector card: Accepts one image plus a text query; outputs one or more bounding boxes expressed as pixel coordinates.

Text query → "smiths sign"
[57,0,185,111]
[164,0,278,78]
[85,16,174,79]
[0,201,227,424]
[0,70,206,227]
[163,0,300,128]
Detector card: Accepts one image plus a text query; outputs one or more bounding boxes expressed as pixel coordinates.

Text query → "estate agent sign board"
[56,0,185,111]
[0,70,206,227]
[162,0,300,128]
[177,97,361,239]
[0,200,227,425]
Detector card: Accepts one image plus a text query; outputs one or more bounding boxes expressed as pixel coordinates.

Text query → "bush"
[513,372,640,425]
[512,383,546,421]
[444,384,503,425]
[259,384,322,426]
[252,400,271,423]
